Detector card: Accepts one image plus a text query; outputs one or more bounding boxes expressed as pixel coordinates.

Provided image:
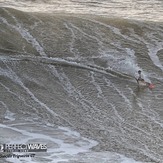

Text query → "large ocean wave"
[0,4,163,163]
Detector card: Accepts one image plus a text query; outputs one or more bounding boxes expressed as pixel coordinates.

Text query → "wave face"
[0,6,163,163]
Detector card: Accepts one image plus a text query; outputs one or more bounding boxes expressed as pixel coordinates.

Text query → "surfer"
[136,70,148,86]
[137,70,144,82]
[136,70,154,88]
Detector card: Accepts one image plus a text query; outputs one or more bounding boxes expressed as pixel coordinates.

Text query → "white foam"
[48,65,103,116]
[64,22,80,58]
[1,62,69,124]
[104,77,132,110]
[1,9,47,57]
[146,43,163,72]
[64,151,144,163]
[0,123,98,163]
[0,121,146,163]
[0,101,15,121]
[4,110,15,121]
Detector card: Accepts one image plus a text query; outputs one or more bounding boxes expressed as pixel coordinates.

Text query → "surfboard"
[135,77,155,89]
[148,83,155,89]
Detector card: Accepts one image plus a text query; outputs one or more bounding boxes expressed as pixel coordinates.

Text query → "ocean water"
[0,0,163,163]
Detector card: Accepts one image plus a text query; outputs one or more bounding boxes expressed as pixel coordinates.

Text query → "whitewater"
[0,0,163,163]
